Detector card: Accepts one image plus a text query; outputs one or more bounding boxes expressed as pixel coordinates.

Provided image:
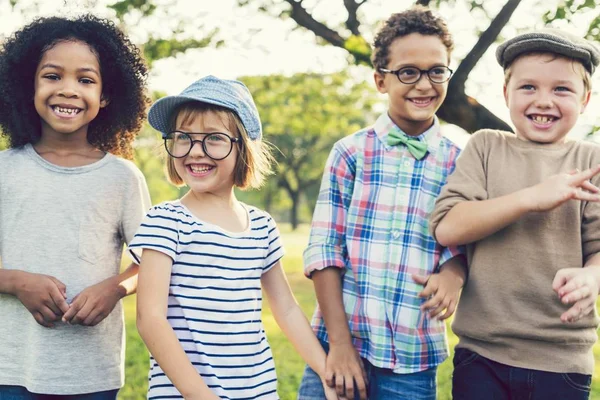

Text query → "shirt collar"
[373,112,443,156]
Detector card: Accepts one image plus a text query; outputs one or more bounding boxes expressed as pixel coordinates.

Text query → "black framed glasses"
[163,131,240,160]
[379,66,453,84]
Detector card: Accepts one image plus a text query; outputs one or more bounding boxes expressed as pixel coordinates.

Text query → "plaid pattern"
[304,113,463,373]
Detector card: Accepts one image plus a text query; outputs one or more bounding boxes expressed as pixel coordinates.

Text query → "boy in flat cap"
[430,29,600,399]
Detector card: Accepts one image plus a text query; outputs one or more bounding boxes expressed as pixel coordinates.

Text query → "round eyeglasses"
[163,131,240,160]
[379,66,453,84]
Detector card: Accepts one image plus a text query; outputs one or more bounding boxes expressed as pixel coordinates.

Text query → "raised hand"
[325,340,368,400]
[13,271,70,327]
[524,165,600,212]
[62,277,123,326]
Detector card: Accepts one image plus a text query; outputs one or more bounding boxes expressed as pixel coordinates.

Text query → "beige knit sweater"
[430,129,600,374]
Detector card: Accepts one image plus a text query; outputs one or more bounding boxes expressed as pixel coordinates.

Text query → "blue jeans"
[297,340,437,400]
[0,386,118,400]
[452,348,592,400]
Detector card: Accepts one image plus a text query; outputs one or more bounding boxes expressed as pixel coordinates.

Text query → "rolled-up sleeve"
[303,143,356,277]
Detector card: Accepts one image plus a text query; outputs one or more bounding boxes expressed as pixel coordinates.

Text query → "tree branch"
[283,0,346,48]
[452,0,522,90]
[344,0,367,35]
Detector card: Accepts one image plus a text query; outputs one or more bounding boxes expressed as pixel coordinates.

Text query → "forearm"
[435,189,532,246]
[312,267,352,345]
[273,303,327,378]
[104,262,139,300]
[137,314,216,399]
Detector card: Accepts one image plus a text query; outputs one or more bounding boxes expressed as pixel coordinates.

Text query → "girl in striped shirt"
[129,75,337,400]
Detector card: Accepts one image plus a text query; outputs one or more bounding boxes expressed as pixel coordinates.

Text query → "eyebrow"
[38,63,100,76]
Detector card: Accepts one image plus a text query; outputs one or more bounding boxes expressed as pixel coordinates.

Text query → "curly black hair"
[0,14,149,159]
[372,6,454,71]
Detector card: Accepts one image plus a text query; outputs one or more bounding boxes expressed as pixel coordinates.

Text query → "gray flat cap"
[496,29,600,75]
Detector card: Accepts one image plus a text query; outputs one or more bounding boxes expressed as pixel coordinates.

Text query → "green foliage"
[133,123,181,204]
[143,34,216,65]
[344,35,372,66]
[109,0,157,21]
[241,72,379,227]
[543,0,599,40]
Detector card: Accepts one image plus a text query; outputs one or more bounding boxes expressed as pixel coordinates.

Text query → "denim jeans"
[297,340,437,400]
[0,386,119,400]
[452,348,592,400]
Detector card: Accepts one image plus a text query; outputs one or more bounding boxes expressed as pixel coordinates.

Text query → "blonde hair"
[165,102,275,190]
[504,52,591,95]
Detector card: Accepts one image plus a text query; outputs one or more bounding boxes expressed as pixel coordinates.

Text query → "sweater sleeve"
[429,130,491,240]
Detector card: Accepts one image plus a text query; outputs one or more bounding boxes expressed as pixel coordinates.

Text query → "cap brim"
[148,94,232,134]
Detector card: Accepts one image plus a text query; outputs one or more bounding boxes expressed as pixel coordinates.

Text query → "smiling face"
[504,53,590,144]
[374,33,450,136]
[34,39,106,141]
[171,109,239,197]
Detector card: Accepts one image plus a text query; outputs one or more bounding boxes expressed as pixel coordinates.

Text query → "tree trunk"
[289,191,300,230]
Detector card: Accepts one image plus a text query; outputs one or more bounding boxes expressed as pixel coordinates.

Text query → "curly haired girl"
[0,14,151,399]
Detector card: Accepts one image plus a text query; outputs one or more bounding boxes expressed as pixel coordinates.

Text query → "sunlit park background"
[2,0,600,398]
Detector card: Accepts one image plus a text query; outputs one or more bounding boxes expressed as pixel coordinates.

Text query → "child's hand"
[524,166,600,212]
[321,378,343,400]
[553,267,600,323]
[13,271,69,327]
[325,341,368,400]
[62,278,122,326]
[413,261,466,320]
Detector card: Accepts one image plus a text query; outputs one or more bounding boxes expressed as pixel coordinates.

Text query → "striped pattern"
[129,201,283,399]
[304,113,463,373]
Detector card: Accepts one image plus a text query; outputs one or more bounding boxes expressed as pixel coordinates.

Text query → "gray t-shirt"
[0,144,151,394]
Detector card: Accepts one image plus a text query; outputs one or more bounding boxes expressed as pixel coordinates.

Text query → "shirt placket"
[385,149,414,366]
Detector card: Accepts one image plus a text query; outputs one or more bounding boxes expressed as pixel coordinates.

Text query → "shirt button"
[392,230,401,239]
[403,160,411,167]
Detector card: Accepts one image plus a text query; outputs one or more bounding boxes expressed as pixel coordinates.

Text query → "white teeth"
[189,165,212,173]
[53,106,80,115]
[411,98,431,104]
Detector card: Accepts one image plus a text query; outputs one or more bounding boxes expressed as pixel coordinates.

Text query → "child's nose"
[534,94,553,108]
[414,74,433,90]
[57,85,79,98]
[188,140,206,157]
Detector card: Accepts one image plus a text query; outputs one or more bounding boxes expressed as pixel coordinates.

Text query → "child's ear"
[100,94,109,108]
[580,90,591,114]
[503,84,509,106]
[374,71,388,94]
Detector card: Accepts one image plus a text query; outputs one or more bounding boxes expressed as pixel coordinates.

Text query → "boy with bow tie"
[298,6,467,400]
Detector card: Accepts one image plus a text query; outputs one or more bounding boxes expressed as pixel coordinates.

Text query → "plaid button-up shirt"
[304,113,463,373]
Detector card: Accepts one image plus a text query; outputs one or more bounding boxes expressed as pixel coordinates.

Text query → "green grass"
[119,225,600,399]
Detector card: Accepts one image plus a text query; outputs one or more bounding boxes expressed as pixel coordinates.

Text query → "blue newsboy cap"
[148,75,262,140]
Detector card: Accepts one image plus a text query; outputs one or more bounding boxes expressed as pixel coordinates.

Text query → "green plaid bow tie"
[387,130,428,160]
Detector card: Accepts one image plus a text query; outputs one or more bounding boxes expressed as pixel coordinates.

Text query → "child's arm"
[136,249,219,400]
[62,262,139,326]
[312,267,367,400]
[261,262,340,400]
[303,145,367,400]
[0,269,69,327]
[412,255,467,320]
[436,166,600,247]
